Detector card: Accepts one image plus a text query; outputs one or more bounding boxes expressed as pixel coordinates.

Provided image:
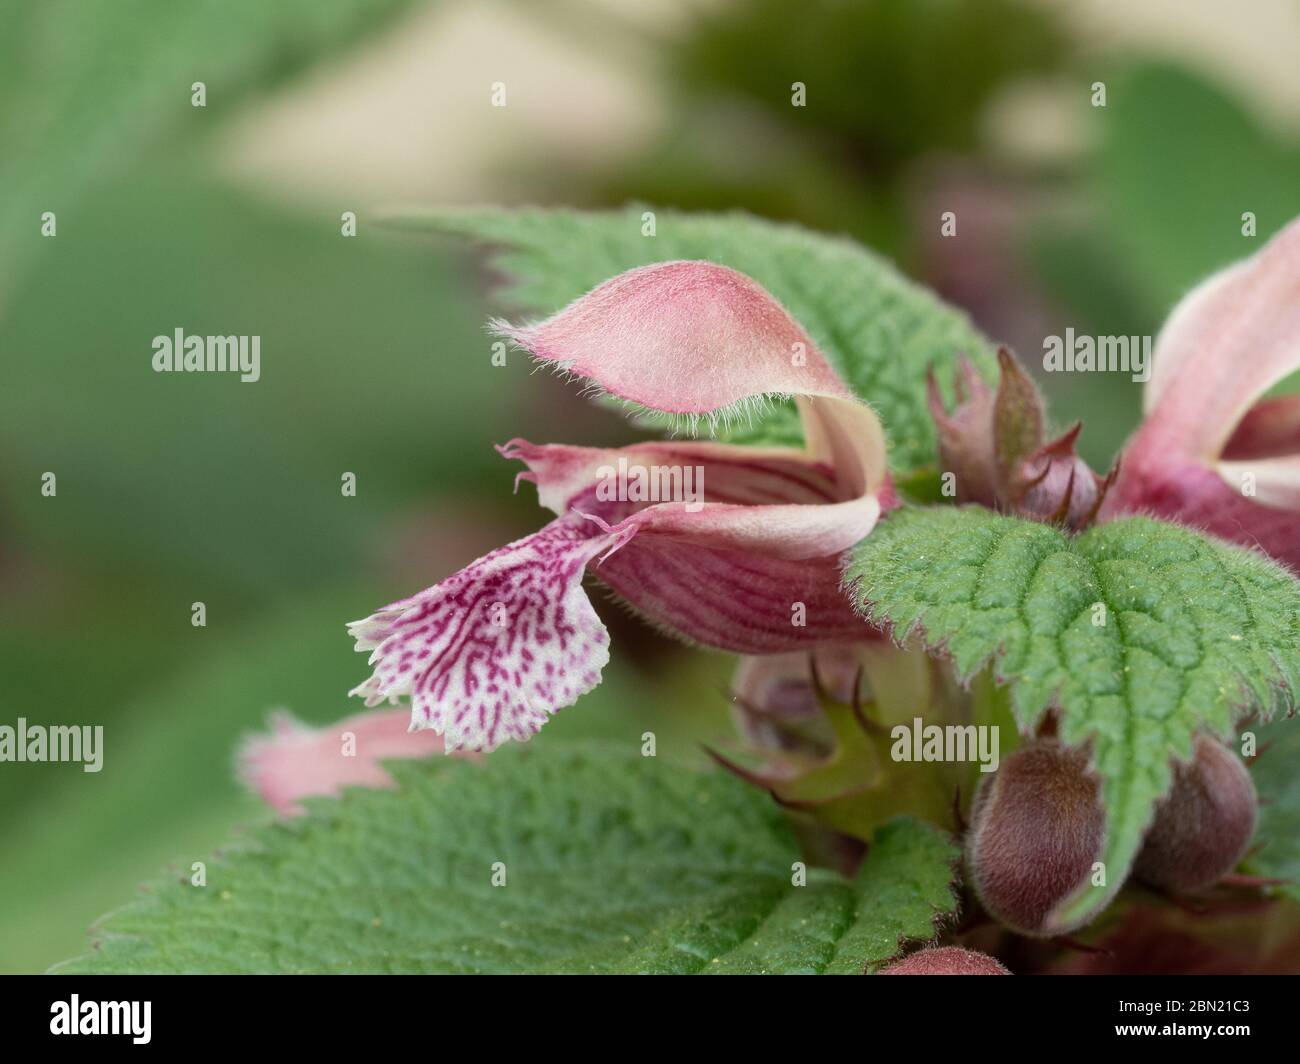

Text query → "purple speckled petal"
[348,511,623,752]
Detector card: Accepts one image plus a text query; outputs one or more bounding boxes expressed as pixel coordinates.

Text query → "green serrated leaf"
[823,817,960,974]
[846,506,1300,927]
[390,206,999,475]
[0,0,421,305]
[55,744,958,974]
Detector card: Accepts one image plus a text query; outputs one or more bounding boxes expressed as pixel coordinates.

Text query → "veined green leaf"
[56,745,958,974]
[848,507,1300,927]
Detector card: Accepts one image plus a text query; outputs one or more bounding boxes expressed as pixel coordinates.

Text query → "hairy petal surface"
[494,259,853,413]
[497,260,887,504]
[1141,218,1300,456]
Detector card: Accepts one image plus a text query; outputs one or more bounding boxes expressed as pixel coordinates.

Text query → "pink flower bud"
[965,740,1105,936]
[930,349,1111,528]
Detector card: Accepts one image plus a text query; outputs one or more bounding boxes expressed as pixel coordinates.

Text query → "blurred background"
[3,0,1300,972]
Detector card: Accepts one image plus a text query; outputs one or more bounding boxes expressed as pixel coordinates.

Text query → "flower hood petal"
[493,260,855,414]
[1141,217,1300,458]
[496,260,887,498]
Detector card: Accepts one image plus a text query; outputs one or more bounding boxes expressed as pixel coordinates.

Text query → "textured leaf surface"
[56,745,957,974]
[848,507,1300,925]
[819,817,960,975]
[395,206,999,474]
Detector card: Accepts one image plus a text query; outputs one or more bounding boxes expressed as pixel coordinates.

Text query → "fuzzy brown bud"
[965,740,1105,936]
[1132,735,1257,893]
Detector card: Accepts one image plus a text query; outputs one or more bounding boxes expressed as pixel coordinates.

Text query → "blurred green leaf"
[0,170,512,599]
[528,115,905,258]
[1029,62,1300,464]
[0,582,371,973]
[1036,62,1300,334]
[1027,224,1148,466]
[1094,63,1300,315]
[673,0,1066,175]
[0,0,423,301]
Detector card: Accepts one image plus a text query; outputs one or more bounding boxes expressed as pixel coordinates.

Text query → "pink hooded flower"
[347,261,894,752]
[1102,217,1300,566]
